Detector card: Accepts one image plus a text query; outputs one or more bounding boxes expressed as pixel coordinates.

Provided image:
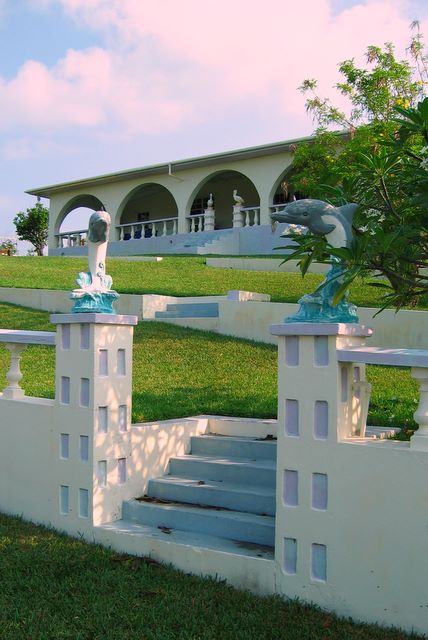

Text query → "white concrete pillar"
[50,312,138,534]
[270,322,371,598]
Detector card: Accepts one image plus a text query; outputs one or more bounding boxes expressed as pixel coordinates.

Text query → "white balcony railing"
[0,330,56,400]
[116,216,178,241]
[56,229,88,248]
[186,214,206,233]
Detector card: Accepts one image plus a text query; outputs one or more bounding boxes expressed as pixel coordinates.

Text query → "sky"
[0,0,427,242]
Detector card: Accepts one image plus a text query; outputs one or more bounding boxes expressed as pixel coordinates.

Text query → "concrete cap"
[270,323,373,337]
[50,313,138,326]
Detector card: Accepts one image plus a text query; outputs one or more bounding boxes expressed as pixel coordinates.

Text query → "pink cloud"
[4,0,428,139]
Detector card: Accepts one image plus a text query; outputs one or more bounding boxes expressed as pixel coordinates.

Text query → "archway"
[56,194,105,247]
[187,171,260,230]
[270,168,305,208]
[117,183,178,239]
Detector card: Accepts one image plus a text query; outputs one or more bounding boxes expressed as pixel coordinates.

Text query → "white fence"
[1,315,428,635]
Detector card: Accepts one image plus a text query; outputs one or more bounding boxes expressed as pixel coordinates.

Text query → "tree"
[13,202,49,256]
[281,25,428,311]
[0,239,17,255]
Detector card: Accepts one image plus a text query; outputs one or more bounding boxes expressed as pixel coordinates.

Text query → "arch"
[269,167,305,207]
[56,194,105,235]
[115,183,178,236]
[186,170,260,230]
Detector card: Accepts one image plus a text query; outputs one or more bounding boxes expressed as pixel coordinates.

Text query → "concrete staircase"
[101,434,276,559]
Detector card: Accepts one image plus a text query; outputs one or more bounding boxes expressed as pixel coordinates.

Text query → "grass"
[0,303,420,431]
[2,255,427,308]
[0,513,422,640]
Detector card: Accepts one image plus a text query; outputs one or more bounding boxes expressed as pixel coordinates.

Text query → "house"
[27,134,326,256]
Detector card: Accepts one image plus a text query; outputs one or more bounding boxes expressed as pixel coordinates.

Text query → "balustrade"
[116,216,179,241]
[337,345,428,448]
[56,230,88,248]
[186,215,205,233]
[241,207,260,227]
[0,330,55,400]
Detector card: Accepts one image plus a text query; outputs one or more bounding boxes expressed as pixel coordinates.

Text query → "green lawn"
[0,303,420,432]
[0,513,421,640]
[1,255,426,308]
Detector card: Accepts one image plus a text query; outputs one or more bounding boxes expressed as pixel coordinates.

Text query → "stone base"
[70,290,120,314]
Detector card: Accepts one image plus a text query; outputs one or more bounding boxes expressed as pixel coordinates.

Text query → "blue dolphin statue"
[271,198,359,248]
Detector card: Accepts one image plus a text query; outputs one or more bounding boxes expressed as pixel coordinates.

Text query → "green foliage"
[283,27,428,311]
[0,240,17,255]
[13,202,49,256]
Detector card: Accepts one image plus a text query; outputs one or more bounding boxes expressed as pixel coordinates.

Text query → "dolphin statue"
[271,198,359,248]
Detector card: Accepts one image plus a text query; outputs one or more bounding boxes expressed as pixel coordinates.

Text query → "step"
[168,454,276,487]
[146,475,276,516]
[122,499,275,546]
[155,302,219,318]
[96,519,275,561]
[190,435,277,461]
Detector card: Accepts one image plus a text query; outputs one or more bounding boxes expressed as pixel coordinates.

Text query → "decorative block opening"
[314,401,328,440]
[79,435,89,462]
[97,460,107,487]
[285,399,299,437]
[79,488,89,518]
[60,377,70,405]
[312,473,328,510]
[80,324,90,349]
[61,325,70,350]
[119,405,127,432]
[341,365,349,402]
[285,336,299,367]
[117,349,126,376]
[60,433,69,459]
[314,336,329,366]
[80,378,90,408]
[311,543,327,581]
[60,485,69,515]
[99,349,108,376]
[98,406,108,433]
[283,538,297,575]
[118,458,127,484]
[283,470,298,507]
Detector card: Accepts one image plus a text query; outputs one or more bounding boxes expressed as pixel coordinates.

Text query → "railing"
[56,229,88,248]
[186,214,206,233]
[0,330,56,400]
[240,206,260,227]
[337,346,428,447]
[116,217,178,241]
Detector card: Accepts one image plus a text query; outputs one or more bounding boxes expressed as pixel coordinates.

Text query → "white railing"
[240,206,260,227]
[337,346,428,447]
[56,229,88,248]
[0,330,56,400]
[116,217,178,241]
[186,214,206,233]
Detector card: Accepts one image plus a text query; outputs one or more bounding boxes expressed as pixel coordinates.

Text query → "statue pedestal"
[70,290,120,314]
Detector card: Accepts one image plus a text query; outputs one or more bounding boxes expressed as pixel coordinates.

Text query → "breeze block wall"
[271,322,428,636]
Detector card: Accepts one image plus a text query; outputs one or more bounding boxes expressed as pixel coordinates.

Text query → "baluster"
[410,368,428,450]
[3,344,27,399]
[200,216,204,232]
[191,218,195,233]
[245,210,251,227]
[173,219,178,234]
[130,225,135,239]
[163,221,167,236]
[254,209,260,225]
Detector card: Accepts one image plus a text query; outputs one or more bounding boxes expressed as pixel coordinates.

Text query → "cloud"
[2,0,427,142]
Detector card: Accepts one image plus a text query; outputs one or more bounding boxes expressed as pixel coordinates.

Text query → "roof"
[26,134,329,198]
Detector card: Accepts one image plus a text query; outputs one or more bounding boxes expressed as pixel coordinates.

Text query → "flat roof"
[26,133,346,198]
